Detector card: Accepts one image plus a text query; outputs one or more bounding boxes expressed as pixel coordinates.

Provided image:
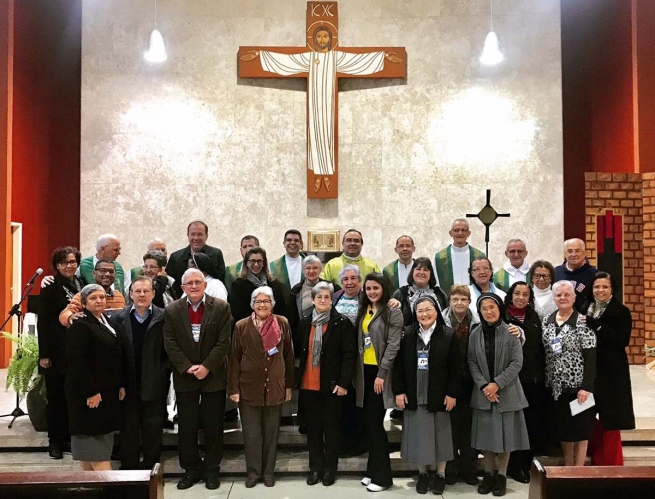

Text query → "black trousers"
[340,388,366,455]
[239,402,282,479]
[447,377,477,475]
[363,365,392,488]
[176,389,226,476]
[302,389,344,474]
[509,381,551,474]
[120,393,165,470]
[44,373,69,444]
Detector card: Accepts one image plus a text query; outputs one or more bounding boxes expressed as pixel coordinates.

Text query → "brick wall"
[643,173,655,357]
[585,172,645,364]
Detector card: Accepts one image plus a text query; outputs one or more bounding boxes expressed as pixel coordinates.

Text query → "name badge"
[192,324,201,343]
[364,334,372,349]
[417,351,429,370]
[550,337,563,355]
[268,346,279,356]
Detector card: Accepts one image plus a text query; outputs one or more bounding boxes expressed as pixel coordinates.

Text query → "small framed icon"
[307,230,340,252]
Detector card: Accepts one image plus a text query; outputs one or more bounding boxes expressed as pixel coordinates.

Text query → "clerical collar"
[451,244,469,253]
[504,260,530,276]
[187,294,206,312]
[342,254,361,261]
[399,260,413,269]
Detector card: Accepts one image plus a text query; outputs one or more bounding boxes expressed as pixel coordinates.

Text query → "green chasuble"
[320,254,380,286]
[433,245,485,295]
[493,267,531,293]
[224,261,243,294]
[130,266,144,282]
[269,253,306,291]
[79,256,125,294]
[382,260,400,294]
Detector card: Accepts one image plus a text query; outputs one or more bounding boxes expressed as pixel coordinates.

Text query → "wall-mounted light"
[144,0,167,63]
[480,0,503,66]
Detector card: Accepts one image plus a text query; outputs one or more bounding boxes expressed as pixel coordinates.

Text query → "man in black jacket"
[111,276,170,470]
[166,221,226,296]
[554,238,597,310]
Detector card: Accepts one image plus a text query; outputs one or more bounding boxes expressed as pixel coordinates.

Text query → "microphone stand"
[0,279,36,428]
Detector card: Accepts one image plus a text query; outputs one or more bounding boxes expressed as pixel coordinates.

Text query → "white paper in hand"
[569,393,595,417]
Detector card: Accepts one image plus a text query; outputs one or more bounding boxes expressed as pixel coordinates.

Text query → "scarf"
[408,285,437,310]
[247,272,267,288]
[588,296,611,319]
[311,309,331,367]
[507,304,526,323]
[251,313,281,352]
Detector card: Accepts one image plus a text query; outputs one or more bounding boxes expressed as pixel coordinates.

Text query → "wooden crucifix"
[238,1,407,199]
[466,190,511,256]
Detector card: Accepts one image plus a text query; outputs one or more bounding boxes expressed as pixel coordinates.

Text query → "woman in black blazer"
[297,281,357,487]
[392,295,461,495]
[37,246,83,459]
[65,284,127,471]
[229,247,287,322]
[581,272,635,465]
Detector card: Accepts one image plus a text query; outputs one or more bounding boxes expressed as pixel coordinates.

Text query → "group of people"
[35,219,636,495]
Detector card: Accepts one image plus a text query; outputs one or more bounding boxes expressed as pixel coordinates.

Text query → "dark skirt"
[71,432,116,462]
[553,392,595,442]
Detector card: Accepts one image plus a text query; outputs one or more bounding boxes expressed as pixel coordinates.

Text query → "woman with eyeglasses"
[468,258,506,314]
[529,260,557,321]
[229,247,287,322]
[228,286,295,488]
[542,280,597,466]
[354,273,403,492]
[37,246,84,459]
[140,250,177,307]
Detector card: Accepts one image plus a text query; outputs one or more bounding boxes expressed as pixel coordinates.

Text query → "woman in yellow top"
[354,273,404,492]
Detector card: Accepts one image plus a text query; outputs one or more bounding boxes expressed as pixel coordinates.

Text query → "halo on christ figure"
[306,21,339,52]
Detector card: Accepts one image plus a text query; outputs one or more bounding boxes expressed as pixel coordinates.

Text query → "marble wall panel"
[81,0,564,274]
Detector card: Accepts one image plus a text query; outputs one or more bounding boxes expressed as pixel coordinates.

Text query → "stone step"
[0,446,653,474]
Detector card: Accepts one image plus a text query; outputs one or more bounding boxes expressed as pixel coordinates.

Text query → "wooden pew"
[0,463,163,499]
[529,460,655,499]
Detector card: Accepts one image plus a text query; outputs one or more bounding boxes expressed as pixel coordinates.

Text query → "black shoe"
[508,469,530,484]
[163,418,175,429]
[416,473,430,494]
[307,471,321,486]
[478,473,495,495]
[463,470,480,486]
[224,408,239,423]
[263,476,275,487]
[493,474,507,496]
[205,474,220,490]
[298,424,308,435]
[322,471,335,486]
[390,409,403,421]
[431,474,446,495]
[61,441,71,453]
[445,471,458,485]
[177,473,201,490]
[48,443,63,460]
[245,476,258,488]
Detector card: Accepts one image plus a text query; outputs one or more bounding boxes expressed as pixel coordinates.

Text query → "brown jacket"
[228,315,295,406]
[163,295,232,393]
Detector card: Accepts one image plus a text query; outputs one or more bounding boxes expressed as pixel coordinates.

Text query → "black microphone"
[26,268,43,287]
[368,309,373,315]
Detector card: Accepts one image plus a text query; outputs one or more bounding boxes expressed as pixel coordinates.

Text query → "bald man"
[79,233,126,292]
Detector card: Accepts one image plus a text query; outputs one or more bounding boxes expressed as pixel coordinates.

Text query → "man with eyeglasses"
[224,235,260,294]
[320,229,380,286]
[269,229,306,293]
[554,238,597,310]
[434,219,485,294]
[493,239,530,292]
[166,221,226,297]
[140,250,177,307]
[164,268,232,491]
[58,260,126,325]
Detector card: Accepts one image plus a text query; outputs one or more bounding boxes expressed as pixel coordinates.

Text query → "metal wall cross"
[466,190,510,256]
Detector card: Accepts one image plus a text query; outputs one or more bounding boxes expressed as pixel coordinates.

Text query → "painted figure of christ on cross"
[238,1,407,199]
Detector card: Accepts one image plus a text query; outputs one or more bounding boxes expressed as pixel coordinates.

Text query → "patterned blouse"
[542,311,596,400]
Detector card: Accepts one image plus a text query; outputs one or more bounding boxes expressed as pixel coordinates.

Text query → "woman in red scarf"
[228,286,295,488]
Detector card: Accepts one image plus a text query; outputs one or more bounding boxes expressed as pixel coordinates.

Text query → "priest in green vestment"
[382,235,415,294]
[493,239,531,292]
[321,229,380,286]
[269,229,306,294]
[434,219,485,294]
[224,235,259,294]
[79,233,126,294]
